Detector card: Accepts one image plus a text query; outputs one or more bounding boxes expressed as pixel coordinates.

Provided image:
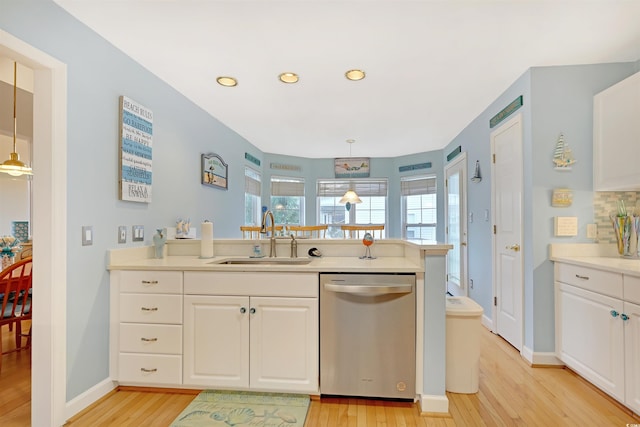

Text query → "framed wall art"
[201,153,228,189]
[119,96,153,203]
[334,157,370,178]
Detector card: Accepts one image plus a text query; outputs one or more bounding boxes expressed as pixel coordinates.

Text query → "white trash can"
[445,296,484,393]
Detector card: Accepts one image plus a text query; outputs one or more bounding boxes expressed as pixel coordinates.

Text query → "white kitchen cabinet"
[555,281,625,401]
[110,270,183,386]
[593,70,640,191]
[183,271,318,393]
[624,300,640,414]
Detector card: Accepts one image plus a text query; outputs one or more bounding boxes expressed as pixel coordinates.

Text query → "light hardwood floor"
[2,322,639,426]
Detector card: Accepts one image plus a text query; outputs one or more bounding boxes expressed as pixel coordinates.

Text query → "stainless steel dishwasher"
[320,273,416,399]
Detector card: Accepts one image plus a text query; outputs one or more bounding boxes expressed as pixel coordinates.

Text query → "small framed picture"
[201,153,228,189]
[334,157,370,178]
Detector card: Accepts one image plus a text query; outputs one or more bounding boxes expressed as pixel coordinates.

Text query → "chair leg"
[15,320,22,350]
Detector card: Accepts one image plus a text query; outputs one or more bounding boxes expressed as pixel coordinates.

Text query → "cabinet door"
[183,295,250,387]
[624,301,640,414]
[250,297,319,392]
[593,71,640,191]
[555,282,625,401]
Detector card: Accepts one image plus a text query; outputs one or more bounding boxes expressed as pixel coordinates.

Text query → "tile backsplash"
[593,191,640,243]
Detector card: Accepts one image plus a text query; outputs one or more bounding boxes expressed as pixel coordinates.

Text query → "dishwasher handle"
[323,283,413,296]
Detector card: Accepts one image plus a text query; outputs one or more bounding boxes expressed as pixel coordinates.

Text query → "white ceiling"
[53,0,640,159]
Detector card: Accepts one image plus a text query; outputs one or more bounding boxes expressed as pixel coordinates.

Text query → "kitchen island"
[108,238,452,414]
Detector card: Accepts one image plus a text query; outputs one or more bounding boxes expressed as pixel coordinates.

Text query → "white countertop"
[549,243,640,277]
[108,255,424,273]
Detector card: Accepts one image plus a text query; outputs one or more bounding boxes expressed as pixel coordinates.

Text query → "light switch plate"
[132,225,144,242]
[82,226,93,246]
[118,226,127,244]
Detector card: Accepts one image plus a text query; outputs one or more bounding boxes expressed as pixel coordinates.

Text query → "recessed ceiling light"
[216,76,238,87]
[279,72,299,84]
[345,69,366,81]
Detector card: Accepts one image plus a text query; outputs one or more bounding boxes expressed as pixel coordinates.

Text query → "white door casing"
[491,113,523,351]
[444,153,467,297]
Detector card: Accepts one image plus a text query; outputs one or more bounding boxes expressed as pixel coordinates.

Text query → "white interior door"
[491,114,523,351]
[445,153,467,297]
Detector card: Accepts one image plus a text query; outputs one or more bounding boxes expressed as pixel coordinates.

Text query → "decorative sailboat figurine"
[553,133,577,170]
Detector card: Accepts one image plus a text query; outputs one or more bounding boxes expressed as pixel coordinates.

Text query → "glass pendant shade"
[339,190,362,204]
[0,62,32,177]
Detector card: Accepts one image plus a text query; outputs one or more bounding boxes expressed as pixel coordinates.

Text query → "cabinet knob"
[610,310,619,318]
[240,307,247,314]
[250,307,256,314]
[621,313,629,321]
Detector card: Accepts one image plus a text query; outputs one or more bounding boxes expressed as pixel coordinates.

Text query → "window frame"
[401,174,437,240]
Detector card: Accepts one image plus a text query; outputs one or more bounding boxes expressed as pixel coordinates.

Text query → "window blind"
[400,175,436,196]
[271,176,305,196]
[244,167,261,196]
[317,179,388,197]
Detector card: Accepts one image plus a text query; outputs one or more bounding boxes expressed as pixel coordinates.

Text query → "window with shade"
[244,167,261,225]
[317,179,388,238]
[270,176,305,225]
[401,175,437,240]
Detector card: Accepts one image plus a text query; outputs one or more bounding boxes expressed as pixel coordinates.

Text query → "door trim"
[444,152,468,296]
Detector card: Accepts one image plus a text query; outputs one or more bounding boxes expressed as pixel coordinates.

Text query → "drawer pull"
[140,337,158,342]
[141,307,158,312]
[611,310,619,318]
[621,314,629,321]
[140,368,158,373]
[575,274,590,280]
[141,280,159,285]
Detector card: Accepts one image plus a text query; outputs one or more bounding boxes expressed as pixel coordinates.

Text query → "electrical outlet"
[82,226,93,246]
[132,225,144,242]
[118,226,127,244]
[587,223,598,239]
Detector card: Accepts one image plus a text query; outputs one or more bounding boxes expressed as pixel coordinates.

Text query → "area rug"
[170,390,310,427]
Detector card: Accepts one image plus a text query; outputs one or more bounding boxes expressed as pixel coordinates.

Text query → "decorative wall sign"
[270,162,302,172]
[335,157,370,178]
[552,133,576,170]
[490,95,523,128]
[119,96,153,203]
[446,146,461,162]
[399,162,432,172]
[244,152,261,166]
[552,188,573,207]
[201,153,228,189]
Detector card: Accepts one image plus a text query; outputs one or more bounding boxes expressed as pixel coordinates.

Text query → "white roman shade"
[244,167,261,196]
[400,175,436,196]
[271,176,305,196]
[317,179,388,197]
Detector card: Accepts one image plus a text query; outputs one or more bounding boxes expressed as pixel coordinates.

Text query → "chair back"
[240,225,284,239]
[0,257,33,323]
[287,225,328,238]
[341,224,385,239]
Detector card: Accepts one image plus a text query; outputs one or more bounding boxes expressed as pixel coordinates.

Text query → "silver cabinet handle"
[250,307,256,314]
[140,368,157,373]
[141,280,159,285]
[140,337,158,342]
[575,274,589,280]
[324,283,413,296]
[240,307,247,314]
[141,307,158,312]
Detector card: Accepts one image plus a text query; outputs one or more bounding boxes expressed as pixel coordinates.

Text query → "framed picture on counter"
[201,153,228,189]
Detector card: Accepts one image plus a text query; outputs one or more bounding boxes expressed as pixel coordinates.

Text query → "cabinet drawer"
[118,353,182,385]
[120,294,182,324]
[624,275,640,305]
[184,271,318,297]
[555,263,622,298]
[119,323,182,354]
[119,271,183,294]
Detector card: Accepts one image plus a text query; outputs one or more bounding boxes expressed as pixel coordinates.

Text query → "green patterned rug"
[170,390,310,427]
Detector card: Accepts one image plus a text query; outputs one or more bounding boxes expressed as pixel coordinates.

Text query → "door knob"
[461,242,467,246]
[505,244,520,252]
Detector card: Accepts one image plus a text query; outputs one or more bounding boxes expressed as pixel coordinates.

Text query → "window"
[270,176,304,225]
[244,167,261,225]
[317,179,388,238]
[401,175,437,240]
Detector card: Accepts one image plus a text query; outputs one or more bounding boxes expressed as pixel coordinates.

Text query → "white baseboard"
[481,314,493,331]
[65,377,118,421]
[521,345,563,366]
[419,394,449,414]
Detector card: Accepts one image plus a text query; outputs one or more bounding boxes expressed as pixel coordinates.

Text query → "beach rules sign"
[119,96,153,203]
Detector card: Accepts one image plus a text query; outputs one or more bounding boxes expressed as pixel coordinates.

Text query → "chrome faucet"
[260,210,276,257]
[290,234,298,258]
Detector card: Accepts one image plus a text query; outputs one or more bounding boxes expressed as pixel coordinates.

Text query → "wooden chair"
[0,257,32,372]
[287,225,328,238]
[341,224,385,239]
[240,225,284,239]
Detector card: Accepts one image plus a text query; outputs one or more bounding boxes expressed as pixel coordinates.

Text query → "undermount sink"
[210,257,313,265]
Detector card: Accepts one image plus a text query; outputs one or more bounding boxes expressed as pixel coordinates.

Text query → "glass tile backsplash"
[594,191,640,243]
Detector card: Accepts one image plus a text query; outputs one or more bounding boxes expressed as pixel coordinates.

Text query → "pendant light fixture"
[339,139,362,208]
[0,61,32,177]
